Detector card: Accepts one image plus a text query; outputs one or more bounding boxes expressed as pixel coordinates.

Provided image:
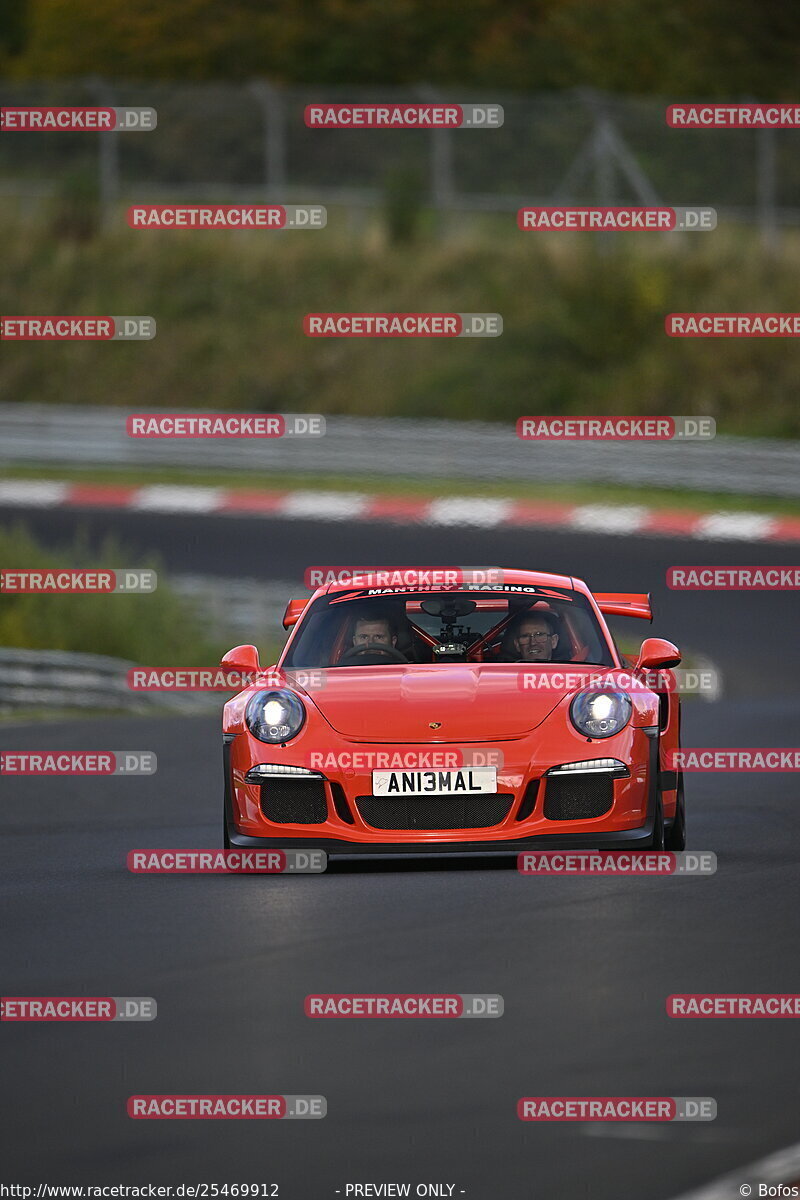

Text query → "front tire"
[223,809,231,849]
[664,776,686,851]
[649,794,665,850]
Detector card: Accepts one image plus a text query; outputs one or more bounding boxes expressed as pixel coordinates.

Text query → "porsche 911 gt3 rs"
[220,570,686,858]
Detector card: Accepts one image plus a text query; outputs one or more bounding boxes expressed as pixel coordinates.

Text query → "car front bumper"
[224,726,662,857]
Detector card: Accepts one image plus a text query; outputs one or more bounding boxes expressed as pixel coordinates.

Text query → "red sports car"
[220,570,686,858]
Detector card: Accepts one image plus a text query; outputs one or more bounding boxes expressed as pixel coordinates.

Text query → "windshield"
[281,588,615,669]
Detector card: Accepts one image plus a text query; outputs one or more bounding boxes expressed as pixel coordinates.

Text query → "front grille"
[356,793,513,831]
[260,777,328,824]
[543,774,614,820]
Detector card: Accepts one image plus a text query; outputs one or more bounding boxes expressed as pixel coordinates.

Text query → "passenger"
[507,612,559,662]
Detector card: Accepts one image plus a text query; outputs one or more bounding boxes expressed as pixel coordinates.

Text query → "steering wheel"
[338,644,408,665]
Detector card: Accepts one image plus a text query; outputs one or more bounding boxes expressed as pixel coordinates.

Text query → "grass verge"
[2,214,800,434]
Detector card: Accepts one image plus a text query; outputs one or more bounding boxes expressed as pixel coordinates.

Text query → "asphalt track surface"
[2,504,800,1199]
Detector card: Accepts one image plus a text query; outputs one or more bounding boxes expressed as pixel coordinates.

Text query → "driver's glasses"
[517,631,552,642]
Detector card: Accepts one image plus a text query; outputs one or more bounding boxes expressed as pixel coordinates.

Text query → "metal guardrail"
[0,570,302,712]
[171,575,300,641]
[0,648,220,714]
[0,579,303,714]
[1,403,800,498]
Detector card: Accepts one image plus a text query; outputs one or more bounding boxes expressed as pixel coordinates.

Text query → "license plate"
[372,767,497,796]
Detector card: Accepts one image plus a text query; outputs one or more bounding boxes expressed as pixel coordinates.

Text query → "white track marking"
[570,504,651,533]
[279,491,370,519]
[0,480,69,506]
[131,486,225,513]
[693,512,777,540]
[427,497,513,526]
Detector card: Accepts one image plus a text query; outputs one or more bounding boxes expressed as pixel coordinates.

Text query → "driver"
[508,612,559,662]
[352,613,398,651]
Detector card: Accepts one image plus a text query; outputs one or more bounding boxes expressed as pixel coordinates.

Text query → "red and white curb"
[1,480,799,542]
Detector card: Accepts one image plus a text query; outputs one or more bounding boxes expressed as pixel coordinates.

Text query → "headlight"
[570,690,632,739]
[245,689,306,743]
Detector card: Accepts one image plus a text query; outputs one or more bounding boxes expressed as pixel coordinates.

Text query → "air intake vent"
[515,780,540,822]
[260,777,328,824]
[543,775,614,821]
[329,781,355,825]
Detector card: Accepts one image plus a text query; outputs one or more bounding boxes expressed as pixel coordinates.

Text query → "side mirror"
[635,637,681,671]
[282,598,309,629]
[220,644,261,673]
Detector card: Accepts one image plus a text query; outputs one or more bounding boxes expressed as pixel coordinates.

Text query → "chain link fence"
[1,82,798,241]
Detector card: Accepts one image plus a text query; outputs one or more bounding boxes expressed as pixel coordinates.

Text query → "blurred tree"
[15,0,269,79]
[11,0,800,96]
[527,0,800,97]
[0,0,29,57]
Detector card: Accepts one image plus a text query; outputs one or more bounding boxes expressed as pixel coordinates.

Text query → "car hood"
[302,664,600,742]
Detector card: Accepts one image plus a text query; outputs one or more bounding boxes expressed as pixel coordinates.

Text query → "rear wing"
[282,598,309,629]
[593,592,653,622]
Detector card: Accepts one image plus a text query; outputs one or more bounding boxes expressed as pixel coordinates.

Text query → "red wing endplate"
[593,593,653,622]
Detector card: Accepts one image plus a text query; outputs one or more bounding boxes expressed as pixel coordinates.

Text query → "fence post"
[249,80,288,200]
[430,125,455,212]
[86,76,119,230]
[757,126,778,252]
[587,98,616,254]
[417,85,454,233]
